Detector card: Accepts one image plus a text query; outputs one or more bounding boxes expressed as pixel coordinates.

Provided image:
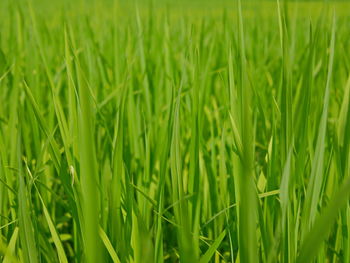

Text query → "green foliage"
[0,0,349,262]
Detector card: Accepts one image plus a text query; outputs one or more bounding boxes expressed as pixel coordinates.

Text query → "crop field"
[0,0,349,262]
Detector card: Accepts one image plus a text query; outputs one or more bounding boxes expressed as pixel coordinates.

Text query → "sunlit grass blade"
[297,175,350,263]
[302,12,336,234]
[17,111,39,263]
[3,227,19,263]
[99,226,121,263]
[75,52,101,262]
[199,230,226,263]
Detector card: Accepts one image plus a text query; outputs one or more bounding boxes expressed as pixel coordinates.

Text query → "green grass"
[0,0,350,262]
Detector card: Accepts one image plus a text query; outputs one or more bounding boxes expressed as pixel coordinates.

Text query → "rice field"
[0,0,349,262]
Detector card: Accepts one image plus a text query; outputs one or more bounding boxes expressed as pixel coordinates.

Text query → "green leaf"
[199,230,226,263]
[99,227,121,263]
[3,227,19,263]
[297,176,350,263]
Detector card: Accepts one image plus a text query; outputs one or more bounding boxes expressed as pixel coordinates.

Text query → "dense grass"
[0,0,350,262]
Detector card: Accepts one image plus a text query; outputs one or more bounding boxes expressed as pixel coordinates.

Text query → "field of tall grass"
[0,0,349,262]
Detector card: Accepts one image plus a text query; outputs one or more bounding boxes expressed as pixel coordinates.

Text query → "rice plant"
[0,0,349,262]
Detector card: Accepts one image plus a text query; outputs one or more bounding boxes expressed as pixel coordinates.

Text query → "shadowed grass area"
[0,0,349,262]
